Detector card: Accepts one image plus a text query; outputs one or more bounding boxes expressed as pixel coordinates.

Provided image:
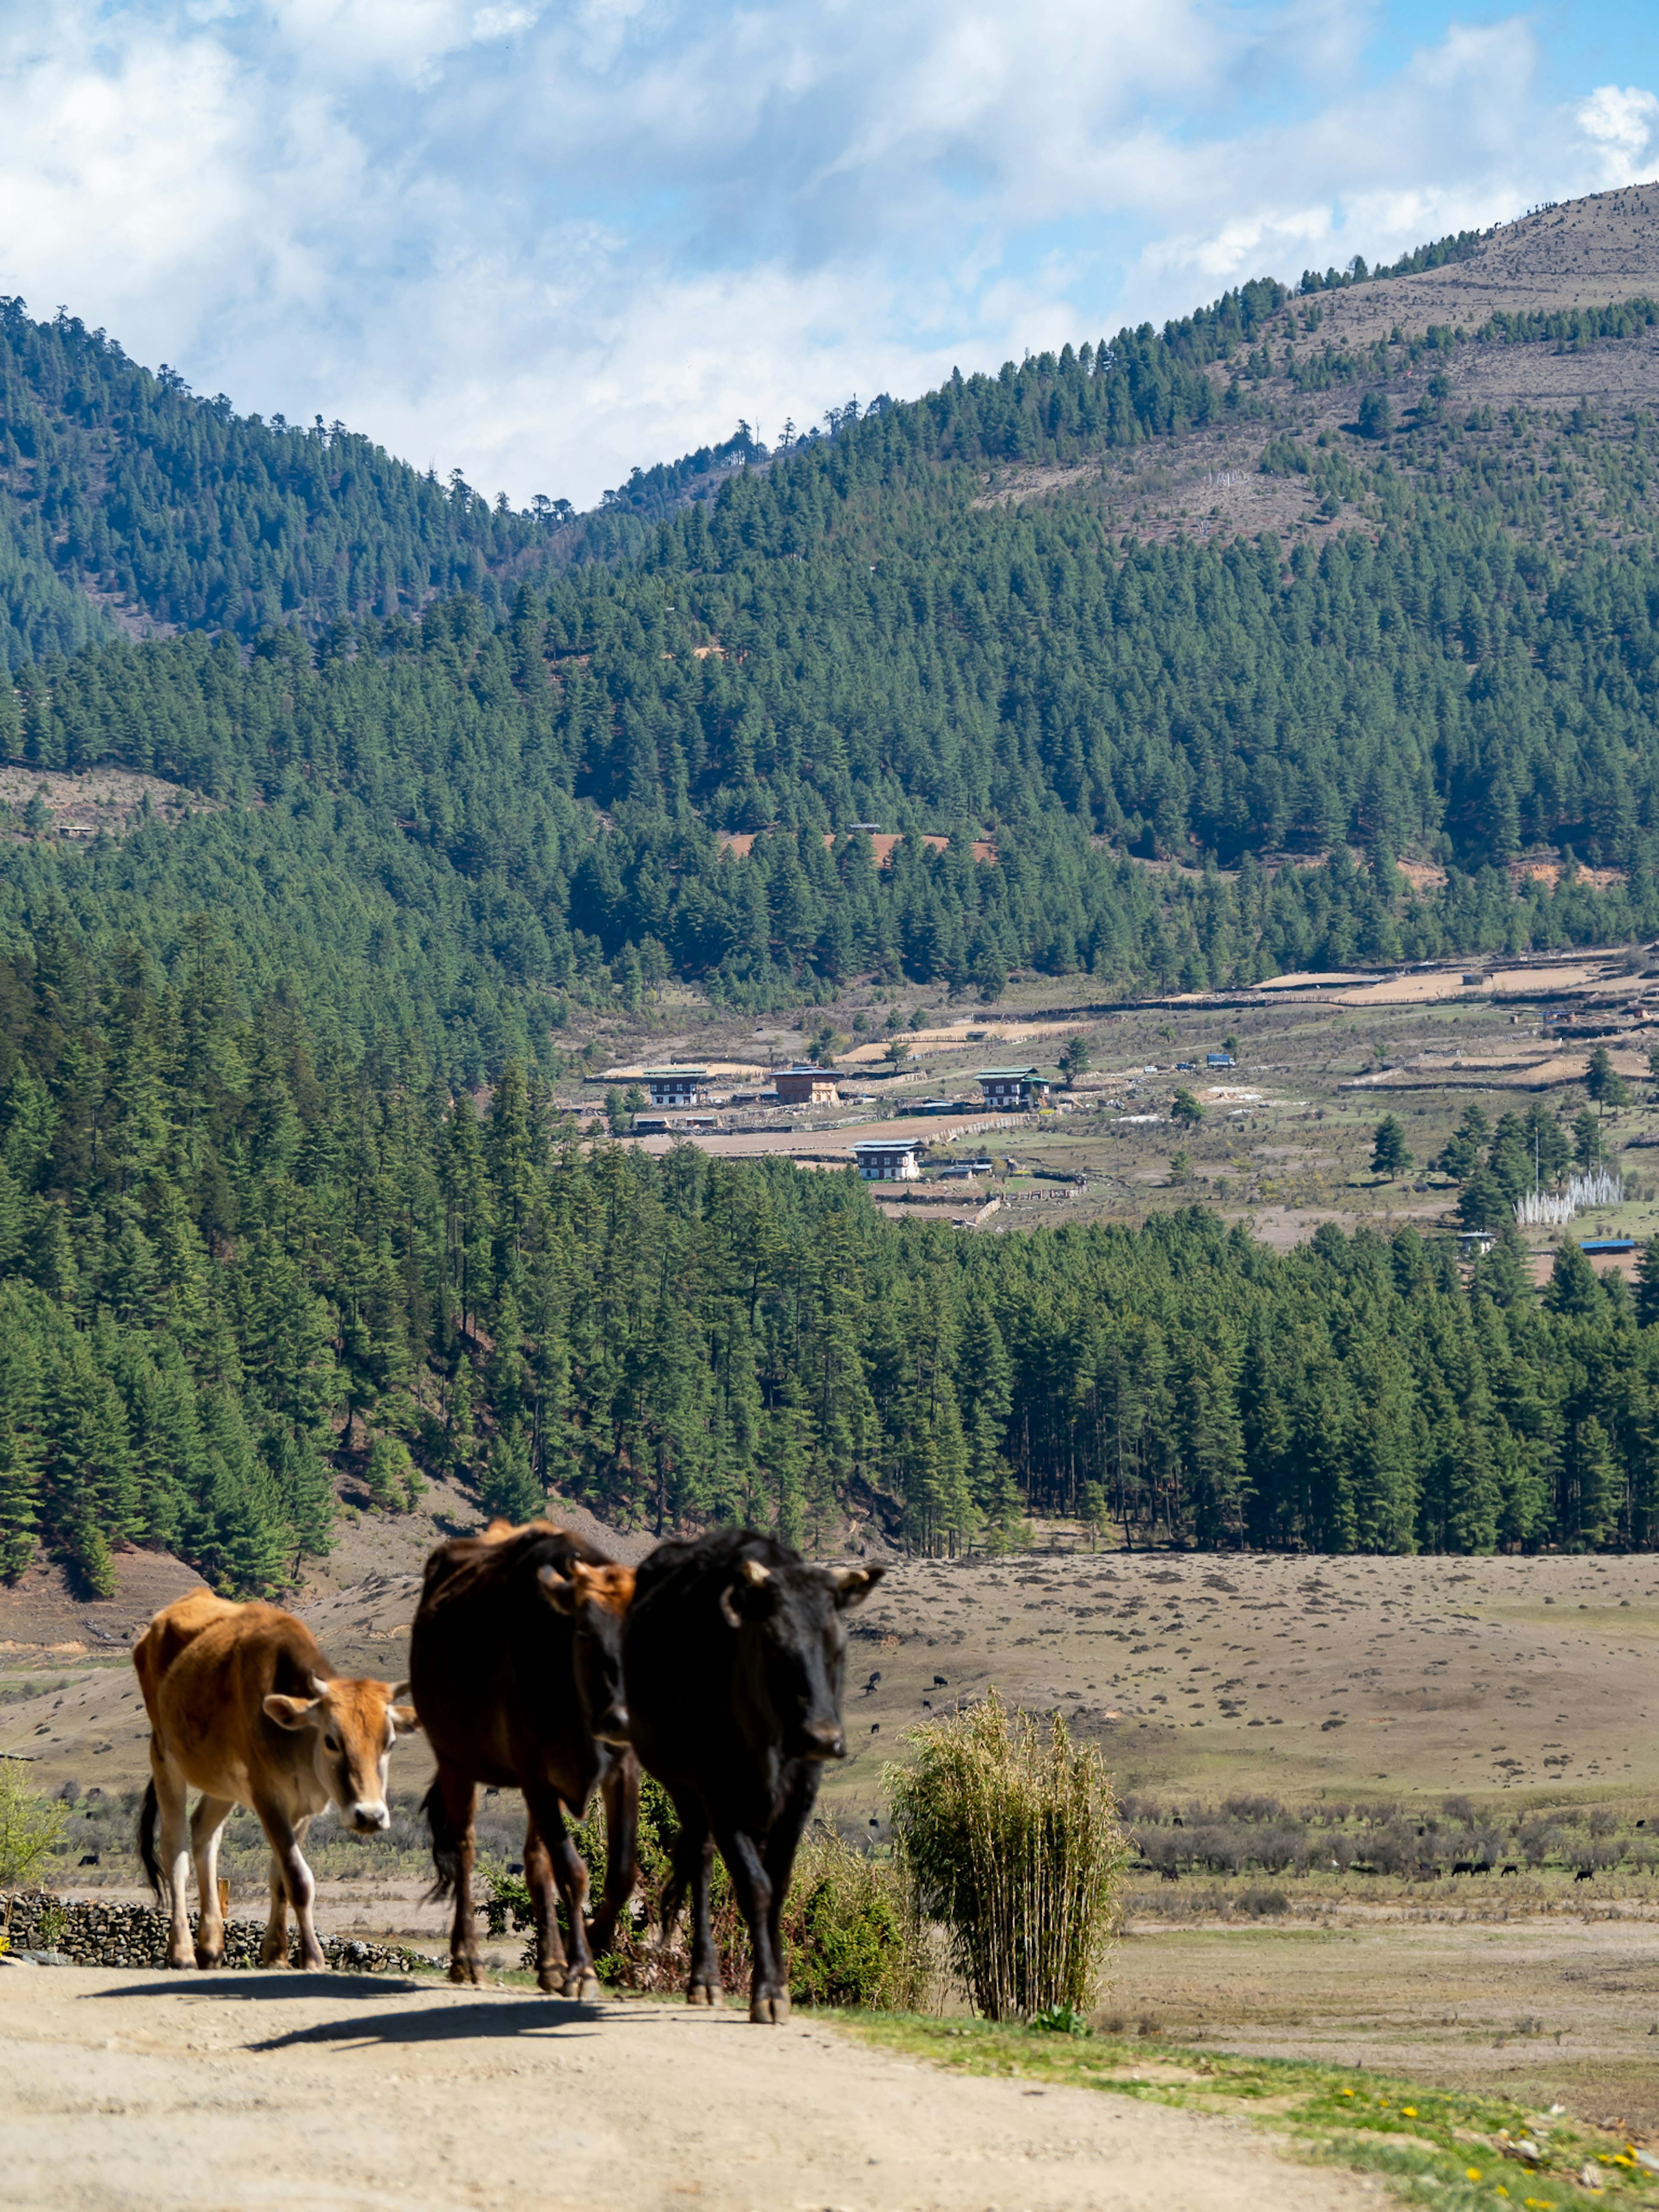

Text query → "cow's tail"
[422,1778,464,1904]
[137,1778,163,1899]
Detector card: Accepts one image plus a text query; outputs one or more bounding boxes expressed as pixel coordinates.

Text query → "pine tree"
[481,1421,543,1524]
[1370,1115,1412,1181]
[0,1308,42,1579]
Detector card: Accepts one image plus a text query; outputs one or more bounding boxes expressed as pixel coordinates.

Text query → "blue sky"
[1,2,1657,508]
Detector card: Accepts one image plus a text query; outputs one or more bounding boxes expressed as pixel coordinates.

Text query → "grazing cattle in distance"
[623,1527,881,2024]
[410,1519,638,1996]
[133,1592,418,1971]
[1575,1866,1595,1881]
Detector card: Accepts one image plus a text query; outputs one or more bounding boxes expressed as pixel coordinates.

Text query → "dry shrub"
[887,1692,1128,2021]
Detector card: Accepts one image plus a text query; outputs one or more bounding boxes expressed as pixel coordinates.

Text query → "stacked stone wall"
[2,1889,438,1974]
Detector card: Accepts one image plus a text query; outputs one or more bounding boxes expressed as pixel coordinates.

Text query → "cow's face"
[721,1558,884,1761]
[539,1562,636,1745]
[263,1677,420,1831]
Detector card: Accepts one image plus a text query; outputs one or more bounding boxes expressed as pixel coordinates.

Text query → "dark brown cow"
[409,1518,639,1996]
[133,1591,419,1970]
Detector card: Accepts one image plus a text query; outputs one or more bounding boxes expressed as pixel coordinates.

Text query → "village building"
[772,1065,841,1107]
[641,1067,707,1108]
[849,1138,927,1181]
[975,1065,1051,1110]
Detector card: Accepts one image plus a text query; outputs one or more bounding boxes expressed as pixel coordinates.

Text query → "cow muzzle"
[796,1722,846,1761]
[347,1801,391,1834]
[591,1704,630,1747]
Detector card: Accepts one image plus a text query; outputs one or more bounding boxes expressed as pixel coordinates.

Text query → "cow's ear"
[389,1704,421,1736]
[827,1564,884,1611]
[263,1693,321,1730]
[538,1564,580,1614]
[719,1558,776,1628]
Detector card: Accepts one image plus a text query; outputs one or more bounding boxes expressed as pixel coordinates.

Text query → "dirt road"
[1,1966,1376,2212]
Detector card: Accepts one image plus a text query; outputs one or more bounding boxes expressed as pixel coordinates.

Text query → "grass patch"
[828,2012,1656,2208]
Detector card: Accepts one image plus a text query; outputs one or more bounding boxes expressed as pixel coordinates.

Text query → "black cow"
[623,1527,881,2024]
[410,1518,639,1996]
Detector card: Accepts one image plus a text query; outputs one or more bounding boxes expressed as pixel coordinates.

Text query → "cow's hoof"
[165,1953,195,1971]
[537,1966,563,1994]
[686,1982,722,2008]
[449,1960,483,1987]
[750,1990,791,2025]
[193,1947,224,1970]
[564,1970,601,2002]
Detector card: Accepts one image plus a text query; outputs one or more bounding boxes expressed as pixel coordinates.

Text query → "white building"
[642,1067,706,1108]
[850,1138,926,1181]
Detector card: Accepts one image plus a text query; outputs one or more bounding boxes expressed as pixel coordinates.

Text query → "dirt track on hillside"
[0,1966,1377,2212]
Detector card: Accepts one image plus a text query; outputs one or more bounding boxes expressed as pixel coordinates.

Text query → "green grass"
[827,2012,1655,2210]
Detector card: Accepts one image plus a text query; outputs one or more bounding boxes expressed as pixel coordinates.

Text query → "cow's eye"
[324,1735,341,1753]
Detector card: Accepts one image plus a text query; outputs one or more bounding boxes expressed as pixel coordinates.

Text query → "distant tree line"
[2,938,1658,1597]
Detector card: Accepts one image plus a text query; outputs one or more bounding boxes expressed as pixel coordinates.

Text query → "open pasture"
[826,1546,1659,1809]
[9,1546,1659,1876]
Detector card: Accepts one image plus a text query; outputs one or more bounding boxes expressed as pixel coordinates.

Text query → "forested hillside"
[10,214,1659,1584]
[0,939,1651,1594]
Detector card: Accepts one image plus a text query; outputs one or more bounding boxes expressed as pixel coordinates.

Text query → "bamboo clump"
[886,1693,1129,2020]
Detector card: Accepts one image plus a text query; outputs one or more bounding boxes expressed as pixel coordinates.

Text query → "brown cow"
[409,1519,638,1996]
[133,1591,419,1971]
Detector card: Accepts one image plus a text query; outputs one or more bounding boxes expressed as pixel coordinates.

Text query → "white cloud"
[0,2,1654,508]
[1576,83,1659,186]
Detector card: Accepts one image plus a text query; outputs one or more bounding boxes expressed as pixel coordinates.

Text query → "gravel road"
[0,1965,1379,2212]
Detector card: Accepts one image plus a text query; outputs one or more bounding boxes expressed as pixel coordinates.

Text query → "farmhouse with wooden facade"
[975,1066,1050,1110]
[772,1065,841,1107]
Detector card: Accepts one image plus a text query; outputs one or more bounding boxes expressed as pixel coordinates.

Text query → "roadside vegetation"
[833,2012,1656,2212]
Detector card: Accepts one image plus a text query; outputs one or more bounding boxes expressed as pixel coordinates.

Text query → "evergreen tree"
[1370,1115,1412,1180]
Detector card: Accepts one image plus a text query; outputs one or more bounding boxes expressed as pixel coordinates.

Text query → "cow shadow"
[84,1975,618,2048]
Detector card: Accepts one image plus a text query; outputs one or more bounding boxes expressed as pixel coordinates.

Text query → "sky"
[2,2,1658,511]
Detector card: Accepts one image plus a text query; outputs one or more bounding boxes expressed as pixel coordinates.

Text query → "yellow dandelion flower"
[1468,2168,1484,2183]
[1403,2107,1418,2117]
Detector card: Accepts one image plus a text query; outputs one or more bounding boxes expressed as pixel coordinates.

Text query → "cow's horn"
[719,1584,744,1629]
[740,1558,771,1587]
[308,1674,331,1700]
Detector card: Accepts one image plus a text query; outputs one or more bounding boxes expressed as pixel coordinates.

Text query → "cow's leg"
[151,1749,195,1970]
[436,1766,483,1986]
[521,1815,569,1996]
[714,1824,785,2025]
[255,1800,325,1970]
[588,1751,639,1961]
[261,1845,290,1967]
[188,1794,235,1968]
[756,1769,817,2022]
[669,1789,721,2009]
[522,1781,597,2002]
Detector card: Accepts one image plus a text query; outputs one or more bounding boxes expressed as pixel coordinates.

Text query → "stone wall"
[1,1889,439,1974]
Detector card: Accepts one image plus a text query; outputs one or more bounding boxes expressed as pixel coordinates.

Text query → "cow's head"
[720,1556,884,1761]
[262,1676,420,1832]
[539,1561,636,1746]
